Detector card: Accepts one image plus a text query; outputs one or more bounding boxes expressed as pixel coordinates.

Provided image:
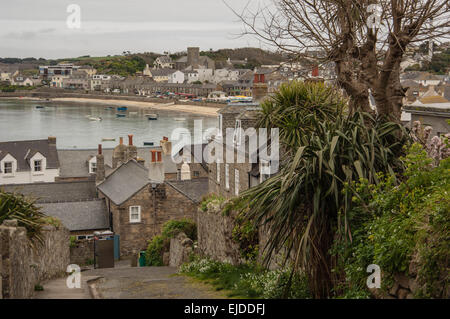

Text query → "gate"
[94,231,115,269]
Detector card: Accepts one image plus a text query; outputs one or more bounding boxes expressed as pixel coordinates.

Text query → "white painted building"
[0,138,60,185]
[168,70,185,84]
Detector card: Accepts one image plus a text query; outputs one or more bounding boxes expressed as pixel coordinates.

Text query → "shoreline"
[0,96,221,117]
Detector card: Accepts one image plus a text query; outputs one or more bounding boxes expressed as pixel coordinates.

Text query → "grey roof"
[97,160,150,205]
[156,56,173,63]
[38,199,109,231]
[1,180,97,203]
[166,178,209,203]
[150,68,175,77]
[0,139,59,172]
[58,147,177,178]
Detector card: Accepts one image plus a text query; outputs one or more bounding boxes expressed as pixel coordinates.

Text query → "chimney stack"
[160,137,172,156]
[48,136,56,145]
[96,144,105,184]
[149,150,164,183]
[112,136,127,168]
[126,134,138,161]
[252,72,268,103]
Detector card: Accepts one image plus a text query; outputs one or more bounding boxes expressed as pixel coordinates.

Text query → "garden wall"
[0,219,70,299]
[196,205,243,266]
[169,232,194,267]
[70,239,95,266]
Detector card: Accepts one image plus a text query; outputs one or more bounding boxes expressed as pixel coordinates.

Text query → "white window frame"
[89,162,97,174]
[3,161,13,174]
[225,164,230,190]
[129,206,142,223]
[34,159,42,172]
[234,169,240,196]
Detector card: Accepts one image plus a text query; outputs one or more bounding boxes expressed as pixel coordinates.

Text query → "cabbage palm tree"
[234,81,408,298]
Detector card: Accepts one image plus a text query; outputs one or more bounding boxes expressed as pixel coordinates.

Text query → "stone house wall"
[102,183,198,257]
[70,239,95,265]
[0,220,70,299]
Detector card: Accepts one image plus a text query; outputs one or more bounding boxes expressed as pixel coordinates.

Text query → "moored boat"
[116,113,126,118]
[102,138,116,142]
[146,113,158,120]
[117,107,128,111]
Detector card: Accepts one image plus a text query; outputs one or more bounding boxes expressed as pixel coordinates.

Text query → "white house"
[51,75,69,88]
[185,70,199,83]
[168,70,185,84]
[0,137,60,185]
[195,68,214,83]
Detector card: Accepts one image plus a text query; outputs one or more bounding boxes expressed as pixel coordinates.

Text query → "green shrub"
[0,190,47,241]
[145,218,197,266]
[331,143,450,298]
[200,194,225,212]
[69,236,77,248]
[161,218,197,240]
[145,235,166,266]
[180,256,311,299]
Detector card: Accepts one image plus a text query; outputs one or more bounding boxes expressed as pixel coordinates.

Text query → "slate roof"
[150,68,176,77]
[57,147,177,178]
[0,139,59,172]
[38,199,109,231]
[97,160,150,205]
[1,180,97,203]
[166,178,209,203]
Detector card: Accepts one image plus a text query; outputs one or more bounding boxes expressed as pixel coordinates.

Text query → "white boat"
[174,117,186,121]
[129,111,138,116]
[147,113,158,120]
[88,117,102,121]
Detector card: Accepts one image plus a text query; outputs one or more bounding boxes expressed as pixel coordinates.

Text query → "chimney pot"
[157,151,162,162]
[48,136,56,145]
[119,137,123,145]
[128,134,133,146]
[151,150,156,163]
[98,144,102,155]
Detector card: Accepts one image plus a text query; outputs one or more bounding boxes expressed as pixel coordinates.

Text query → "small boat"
[129,111,138,116]
[117,107,128,111]
[104,106,114,110]
[116,113,126,118]
[146,113,158,120]
[174,117,186,121]
[88,117,102,121]
[35,105,45,109]
[102,138,116,142]
[143,142,154,146]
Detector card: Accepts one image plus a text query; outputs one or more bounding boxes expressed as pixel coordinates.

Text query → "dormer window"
[3,162,12,174]
[34,160,42,172]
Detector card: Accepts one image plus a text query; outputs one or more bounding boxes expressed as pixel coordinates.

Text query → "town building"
[175,47,215,70]
[39,64,79,80]
[0,137,60,185]
[154,55,175,69]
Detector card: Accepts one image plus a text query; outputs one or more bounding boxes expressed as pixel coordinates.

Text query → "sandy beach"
[52,97,221,117]
[3,96,221,117]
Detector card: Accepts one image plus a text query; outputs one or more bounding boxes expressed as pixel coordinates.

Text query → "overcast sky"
[0,0,265,59]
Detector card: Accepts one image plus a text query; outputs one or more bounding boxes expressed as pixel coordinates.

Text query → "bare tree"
[227,0,449,122]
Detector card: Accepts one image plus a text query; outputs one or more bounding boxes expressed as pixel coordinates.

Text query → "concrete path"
[33,260,227,299]
[33,274,100,299]
[84,264,227,299]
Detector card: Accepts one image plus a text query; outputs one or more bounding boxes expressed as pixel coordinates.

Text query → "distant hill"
[0,48,288,76]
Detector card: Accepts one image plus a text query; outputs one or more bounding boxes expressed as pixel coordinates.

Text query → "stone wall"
[196,203,243,265]
[102,183,198,257]
[0,220,70,299]
[70,239,95,265]
[169,232,194,267]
